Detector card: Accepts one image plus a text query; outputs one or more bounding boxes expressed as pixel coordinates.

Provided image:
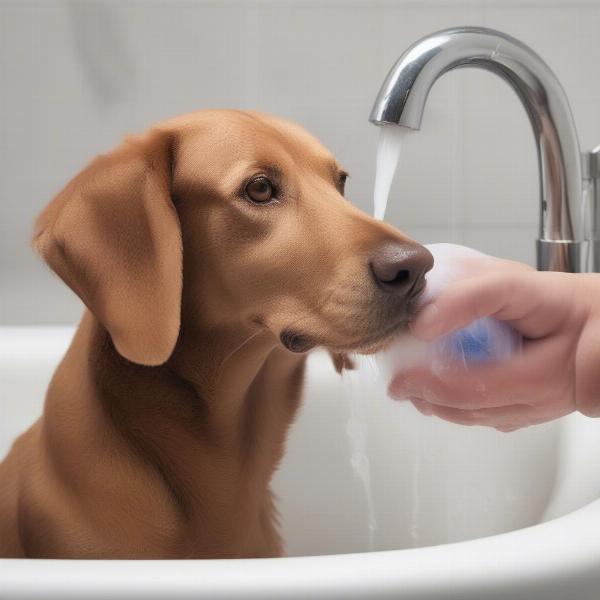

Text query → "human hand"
[388,263,600,431]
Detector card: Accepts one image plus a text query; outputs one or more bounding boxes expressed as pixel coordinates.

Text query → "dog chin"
[280,313,411,356]
[349,321,410,355]
[313,318,410,356]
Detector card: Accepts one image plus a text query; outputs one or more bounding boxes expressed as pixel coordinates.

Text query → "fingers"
[389,367,514,409]
[407,396,570,430]
[408,397,536,428]
[388,333,577,411]
[412,270,579,342]
[411,271,521,341]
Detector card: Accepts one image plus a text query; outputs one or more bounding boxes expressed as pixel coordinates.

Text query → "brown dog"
[0,110,432,558]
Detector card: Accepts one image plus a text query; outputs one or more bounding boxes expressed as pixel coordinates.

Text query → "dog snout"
[369,242,433,298]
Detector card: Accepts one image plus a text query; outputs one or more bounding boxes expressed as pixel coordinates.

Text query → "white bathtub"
[1,326,600,599]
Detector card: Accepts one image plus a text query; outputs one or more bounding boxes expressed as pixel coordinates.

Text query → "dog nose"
[369,242,433,296]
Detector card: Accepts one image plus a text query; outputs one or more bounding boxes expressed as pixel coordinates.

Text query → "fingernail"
[410,397,434,416]
[496,425,519,433]
[389,386,410,401]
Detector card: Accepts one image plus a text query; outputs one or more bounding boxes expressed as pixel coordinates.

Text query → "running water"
[343,123,421,552]
[343,359,379,551]
[373,125,410,221]
[373,123,424,547]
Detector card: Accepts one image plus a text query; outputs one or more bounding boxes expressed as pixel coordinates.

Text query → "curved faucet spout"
[370,26,584,272]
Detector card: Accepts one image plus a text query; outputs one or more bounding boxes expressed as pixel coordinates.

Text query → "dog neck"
[61,311,306,556]
[169,318,307,451]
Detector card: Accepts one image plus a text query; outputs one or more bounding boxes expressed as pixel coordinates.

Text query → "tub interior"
[2,326,600,557]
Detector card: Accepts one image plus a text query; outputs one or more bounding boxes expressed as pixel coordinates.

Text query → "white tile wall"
[461,69,539,228]
[1,0,599,324]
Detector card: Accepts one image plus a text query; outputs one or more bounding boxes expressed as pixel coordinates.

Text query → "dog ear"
[33,129,182,366]
[328,351,356,374]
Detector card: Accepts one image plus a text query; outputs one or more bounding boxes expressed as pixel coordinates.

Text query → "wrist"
[574,275,600,417]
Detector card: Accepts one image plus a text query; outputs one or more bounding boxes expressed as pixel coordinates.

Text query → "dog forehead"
[168,110,336,174]
[249,112,338,169]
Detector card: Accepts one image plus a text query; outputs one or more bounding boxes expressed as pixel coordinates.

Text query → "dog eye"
[245,177,274,204]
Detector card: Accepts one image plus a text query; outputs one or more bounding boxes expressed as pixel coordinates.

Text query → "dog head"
[34,110,432,366]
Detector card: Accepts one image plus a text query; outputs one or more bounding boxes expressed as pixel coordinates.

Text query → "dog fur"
[0,110,431,558]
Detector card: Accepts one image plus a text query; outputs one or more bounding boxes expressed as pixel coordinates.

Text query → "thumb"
[410,272,520,341]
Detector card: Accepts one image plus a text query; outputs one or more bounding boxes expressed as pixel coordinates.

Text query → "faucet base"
[537,239,589,273]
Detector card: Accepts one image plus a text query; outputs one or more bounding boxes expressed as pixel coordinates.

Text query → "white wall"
[1,0,599,324]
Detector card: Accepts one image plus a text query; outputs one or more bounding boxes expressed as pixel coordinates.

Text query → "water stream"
[373,125,409,221]
[344,123,421,551]
[343,368,378,551]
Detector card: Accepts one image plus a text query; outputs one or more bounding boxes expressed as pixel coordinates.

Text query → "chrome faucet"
[370,26,600,273]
